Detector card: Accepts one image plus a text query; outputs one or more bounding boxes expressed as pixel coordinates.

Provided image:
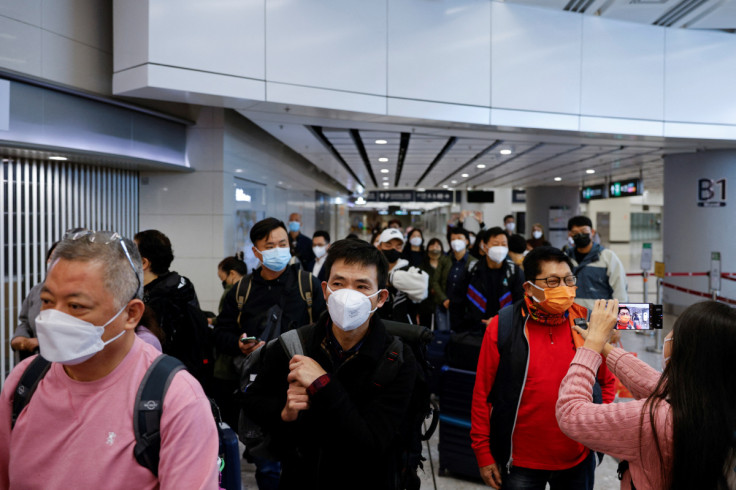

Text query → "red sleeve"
[470,315,501,468]
[595,352,616,404]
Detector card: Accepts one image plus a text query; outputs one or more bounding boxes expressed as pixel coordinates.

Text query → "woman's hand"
[573,299,618,354]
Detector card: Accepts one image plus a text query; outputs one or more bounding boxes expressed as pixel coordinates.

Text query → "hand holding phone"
[240,335,258,344]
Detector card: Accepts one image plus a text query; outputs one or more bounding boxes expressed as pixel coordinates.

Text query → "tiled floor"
[238,239,670,489]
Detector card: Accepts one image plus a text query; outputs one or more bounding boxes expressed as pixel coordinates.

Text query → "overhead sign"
[580,184,606,202]
[609,178,641,198]
[367,190,458,203]
[697,178,727,208]
[512,189,526,203]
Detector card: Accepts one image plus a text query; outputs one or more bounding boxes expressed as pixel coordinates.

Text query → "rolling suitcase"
[437,365,482,480]
[217,422,242,490]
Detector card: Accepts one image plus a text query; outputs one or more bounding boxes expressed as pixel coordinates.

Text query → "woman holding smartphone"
[556,300,736,490]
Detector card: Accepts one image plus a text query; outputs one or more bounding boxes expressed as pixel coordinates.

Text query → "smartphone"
[239,335,258,344]
[616,303,663,330]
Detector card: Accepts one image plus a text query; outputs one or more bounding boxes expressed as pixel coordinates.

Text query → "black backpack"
[278,320,439,490]
[11,354,235,481]
[145,275,215,392]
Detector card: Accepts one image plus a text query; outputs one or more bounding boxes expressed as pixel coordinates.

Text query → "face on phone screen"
[616,303,650,330]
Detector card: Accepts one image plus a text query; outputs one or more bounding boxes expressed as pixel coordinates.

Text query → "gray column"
[663,150,735,313]
[525,186,580,249]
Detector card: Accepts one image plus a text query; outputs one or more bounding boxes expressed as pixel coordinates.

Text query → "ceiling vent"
[564,0,597,13]
[653,0,709,26]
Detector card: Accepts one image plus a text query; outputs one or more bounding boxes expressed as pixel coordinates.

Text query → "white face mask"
[469,235,476,246]
[36,306,128,365]
[409,237,423,247]
[326,286,381,332]
[312,245,328,259]
[487,246,509,264]
[567,236,575,247]
[450,239,467,253]
[506,222,515,232]
[532,230,542,239]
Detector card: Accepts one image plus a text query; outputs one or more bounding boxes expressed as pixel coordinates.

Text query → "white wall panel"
[266,0,387,96]
[580,116,663,137]
[491,2,582,115]
[42,0,112,53]
[491,108,579,132]
[387,0,491,106]
[149,0,265,79]
[112,0,149,72]
[581,17,664,121]
[665,29,736,125]
[388,98,490,125]
[267,82,386,116]
[0,16,42,77]
[0,0,41,25]
[42,31,112,94]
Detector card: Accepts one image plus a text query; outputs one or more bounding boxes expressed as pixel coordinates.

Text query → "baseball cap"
[378,228,405,245]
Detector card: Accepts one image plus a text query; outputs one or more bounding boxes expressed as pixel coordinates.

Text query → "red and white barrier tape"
[661,282,736,306]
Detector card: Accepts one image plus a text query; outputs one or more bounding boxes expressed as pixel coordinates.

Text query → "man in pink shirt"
[0,230,218,489]
[471,246,615,489]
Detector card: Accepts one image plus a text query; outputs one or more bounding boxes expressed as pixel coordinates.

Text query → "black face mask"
[222,280,228,289]
[382,249,401,263]
[573,233,592,248]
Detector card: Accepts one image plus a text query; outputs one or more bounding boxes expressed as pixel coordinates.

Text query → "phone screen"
[616,303,650,330]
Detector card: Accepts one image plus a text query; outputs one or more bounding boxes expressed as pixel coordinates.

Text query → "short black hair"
[508,234,527,254]
[568,215,593,231]
[345,233,359,240]
[522,246,574,282]
[313,230,331,243]
[426,237,444,252]
[503,215,514,223]
[618,306,631,315]
[485,226,506,241]
[134,229,174,275]
[323,239,389,289]
[218,256,247,276]
[449,227,469,241]
[250,217,287,244]
[388,219,401,227]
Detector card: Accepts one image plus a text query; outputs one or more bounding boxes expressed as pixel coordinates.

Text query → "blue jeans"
[503,451,596,490]
[251,455,280,490]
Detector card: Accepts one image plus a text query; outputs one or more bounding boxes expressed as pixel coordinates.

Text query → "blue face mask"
[257,246,291,272]
[288,221,300,233]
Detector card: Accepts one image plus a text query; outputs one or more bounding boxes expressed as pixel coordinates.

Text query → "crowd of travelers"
[2,212,734,489]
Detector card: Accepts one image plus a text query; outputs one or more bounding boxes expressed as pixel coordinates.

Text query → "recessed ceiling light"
[442,185,448,189]
[451,180,457,184]
[500,149,512,155]
[586,169,595,174]
[235,169,243,173]
[380,169,389,173]
[554,177,562,182]
[378,157,389,162]
[49,156,68,161]
[476,164,486,169]
[383,182,390,187]
[417,188,425,192]
[461,173,469,178]
[382,176,389,180]
[375,139,388,145]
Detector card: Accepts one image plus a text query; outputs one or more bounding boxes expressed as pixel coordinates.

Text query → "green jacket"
[430,252,477,305]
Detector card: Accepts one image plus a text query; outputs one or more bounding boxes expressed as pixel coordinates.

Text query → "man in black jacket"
[214,217,325,490]
[242,239,416,489]
[463,227,525,332]
[134,229,211,387]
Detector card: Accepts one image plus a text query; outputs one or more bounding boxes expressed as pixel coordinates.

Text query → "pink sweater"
[0,336,219,489]
[556,347,673,490]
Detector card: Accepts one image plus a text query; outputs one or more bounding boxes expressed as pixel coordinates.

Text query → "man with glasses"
[0,230,218,488]
[471,246,615,490]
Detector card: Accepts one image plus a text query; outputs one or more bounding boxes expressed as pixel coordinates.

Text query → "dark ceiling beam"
[394,132,411,187]
[433,140,501,187]
[414,137,457,187]
[465,143,545,187]
[306,125,365,189]
[349,129,378,188]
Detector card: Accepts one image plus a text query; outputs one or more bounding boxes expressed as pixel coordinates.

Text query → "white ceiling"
[504,0,736,30]
[241,104,736,197]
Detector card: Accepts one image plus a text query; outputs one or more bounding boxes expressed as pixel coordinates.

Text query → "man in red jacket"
[471,246,615,489]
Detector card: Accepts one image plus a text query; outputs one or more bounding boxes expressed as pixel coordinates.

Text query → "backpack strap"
[11,356,51,429]
[235,275,253,325]
[371,337,404,389]
[278,328,305,358]
[133,355,185,476]
[496,304,515,352]
[297,269,314,324]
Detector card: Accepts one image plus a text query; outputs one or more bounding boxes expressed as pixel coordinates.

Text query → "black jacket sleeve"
[213,285,242,356]
[310,275,326,321]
